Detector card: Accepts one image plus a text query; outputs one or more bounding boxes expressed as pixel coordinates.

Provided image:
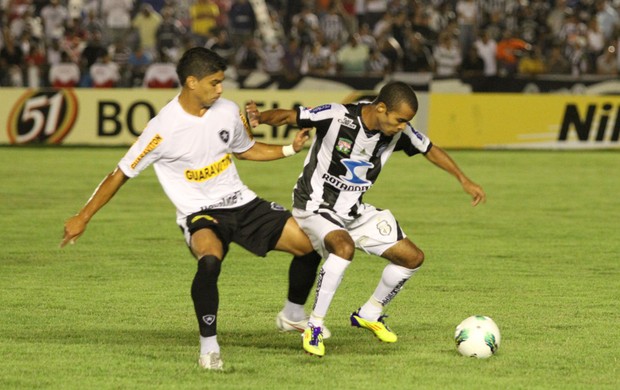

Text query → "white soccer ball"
[454,315,501,358]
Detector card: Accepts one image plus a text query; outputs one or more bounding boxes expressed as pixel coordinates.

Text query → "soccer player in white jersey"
[247,81,486,357]
[60,47,327,370]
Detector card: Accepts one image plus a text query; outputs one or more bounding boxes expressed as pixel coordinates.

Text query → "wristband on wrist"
[282,144,297,157]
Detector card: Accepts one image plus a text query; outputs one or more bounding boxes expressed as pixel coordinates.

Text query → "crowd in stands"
[1,0,619,88]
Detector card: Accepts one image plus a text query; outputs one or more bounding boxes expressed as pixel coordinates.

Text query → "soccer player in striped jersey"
[60,47,326,370]
[247,81,486,357]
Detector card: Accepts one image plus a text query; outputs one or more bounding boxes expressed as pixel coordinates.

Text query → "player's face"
[195,71,225,107]
[379,102,416,136]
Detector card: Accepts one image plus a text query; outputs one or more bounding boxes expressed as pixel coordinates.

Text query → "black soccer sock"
[287,251,322,305]
[191,255,222,337]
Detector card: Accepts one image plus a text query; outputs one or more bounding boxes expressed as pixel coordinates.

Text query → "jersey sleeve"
[297,104,340,135]
[395,124,432,156]
[230,109,256,154]
[117,120,165,178]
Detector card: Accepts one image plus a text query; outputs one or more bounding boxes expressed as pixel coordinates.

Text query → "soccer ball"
[454,315,501,358]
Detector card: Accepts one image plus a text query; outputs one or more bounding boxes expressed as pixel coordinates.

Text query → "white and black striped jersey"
[293,102,432,219]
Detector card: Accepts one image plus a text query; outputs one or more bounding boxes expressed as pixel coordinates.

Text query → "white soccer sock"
[308,253,351,327]
[282,300,306,322]
[200,335,220,355]
[358,264,419,321]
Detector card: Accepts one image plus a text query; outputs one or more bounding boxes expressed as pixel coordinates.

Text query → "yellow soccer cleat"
[302,324,325,357]
[350,309,398,343]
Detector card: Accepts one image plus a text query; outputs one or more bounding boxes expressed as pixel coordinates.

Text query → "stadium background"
[1,0,619,149]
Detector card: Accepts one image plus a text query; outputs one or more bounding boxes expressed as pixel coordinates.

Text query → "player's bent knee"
[410,248,425,269]
[324,230,355,258]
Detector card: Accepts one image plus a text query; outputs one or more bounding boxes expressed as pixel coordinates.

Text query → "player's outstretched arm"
[245,100,298,127]
[60,167,129,248]
[424,145,486,206]
[235,128,311,161]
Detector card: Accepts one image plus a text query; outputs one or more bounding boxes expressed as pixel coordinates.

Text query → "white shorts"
[292,204,406,258]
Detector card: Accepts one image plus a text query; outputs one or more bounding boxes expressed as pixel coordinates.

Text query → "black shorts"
[183,197,292,257]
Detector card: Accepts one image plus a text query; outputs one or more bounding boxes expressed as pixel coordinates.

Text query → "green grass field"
[1,147,618,389]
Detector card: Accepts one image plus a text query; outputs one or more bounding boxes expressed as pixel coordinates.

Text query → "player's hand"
[292,128,311,152]
[462,180,486,206]
[245,100,260,128]
[60,215,87,248]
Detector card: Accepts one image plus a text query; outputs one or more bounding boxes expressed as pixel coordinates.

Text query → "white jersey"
[118,96,257,225]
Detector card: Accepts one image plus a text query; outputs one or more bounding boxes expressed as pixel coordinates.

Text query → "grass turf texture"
[1,147,618,389]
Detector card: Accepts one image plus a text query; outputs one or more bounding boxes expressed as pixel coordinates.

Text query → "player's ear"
[186,76,198,89]
[376,102,387,114]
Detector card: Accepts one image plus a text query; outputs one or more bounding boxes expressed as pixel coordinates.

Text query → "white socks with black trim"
[308,253,351,327]
[358,264,419,321]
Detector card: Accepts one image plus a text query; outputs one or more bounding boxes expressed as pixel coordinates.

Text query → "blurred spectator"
[259,38,285,76]
[376,32,403,73]
[190,0,220,46]
[336,33,369,74]
[127,46,153,86]
[546,0,567,39]
[364,0,388,29]
[586,18,606,70]
[280,37,303,85]
[81,31,107,68]
[49,51,80,87]
[365,48,390,76]
[402,30,433,72]
[300,40,335,76]
[206,28,234,62]
[456,0,478,58]
[82,9,105,42]
[267,8,286,44]
[40,0,68,43]
[481,9,506,42]
[132,3,163,57]
[109,38,132,86]
[595,0,620,41]
[102,0,133,46]
[595,44,618,75]
[474,29,497,76]
[496,30,529,76]
[372,12,392,39]
[460,45,485,77]
[46,38,62,65]
[143,53,179,87]
[566,35,590,76]
[357,22,377,51]
[411,7,438,45]
[291,13,317,51]
[60,22,86,64]
[545,45,571,74]
[229,0,256,48]
[156,6,186,62]
[234,36,261,76]
[9,5,43,42]
[90,53,120,87]
[0,29,25,86]
[432,31,462,77]
[518,46,546,76]
[319,3,348,45]
[25,41,45,86]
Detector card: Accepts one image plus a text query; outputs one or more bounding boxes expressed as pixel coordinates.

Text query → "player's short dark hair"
[176,47,227,86]
[375,81,419,113]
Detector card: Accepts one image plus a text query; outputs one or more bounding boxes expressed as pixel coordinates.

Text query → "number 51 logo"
[7,89,78,145]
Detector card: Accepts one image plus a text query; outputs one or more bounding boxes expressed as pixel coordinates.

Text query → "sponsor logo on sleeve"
[310,104,331,114]
[130,134,163,169]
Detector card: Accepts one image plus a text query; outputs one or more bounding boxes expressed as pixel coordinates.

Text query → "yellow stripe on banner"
[428,94,620,149]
